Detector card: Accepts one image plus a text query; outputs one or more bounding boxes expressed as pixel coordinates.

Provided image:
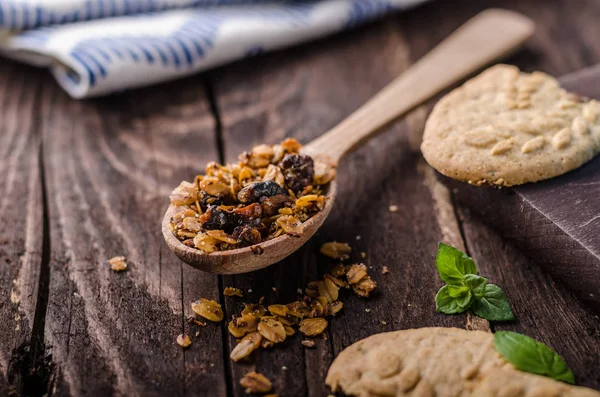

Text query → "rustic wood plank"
[38,75,227,396]
[399,0,600,389]
[212,18,475,397]
[0,59,46,396]
[458,207,600,389]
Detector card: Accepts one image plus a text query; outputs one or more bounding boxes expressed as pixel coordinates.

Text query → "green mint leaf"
[471,284,514,321]
[494,331,575,384]
[435,285,473,314]
[447,285,470,298]
[462,274,488,292]
[435,243,478,285]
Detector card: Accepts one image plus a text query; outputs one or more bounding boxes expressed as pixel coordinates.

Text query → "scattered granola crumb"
[355,235,361,240]
[360,252,366,259]
[297,288,303,294]
[195,331,200,337]
[177,334,192,348]
[248,288,253,293]
[382,266,390,274]
[109,256,127,272]
[272,287,277,292]
[320,242,352,260]
[259,296,265,304]
[282,366,288,371]
[224,287,243,297]
[365,308,371,313]
[191,298,224,322]
[187,316,207,326]
[389,204,399,212]
[302,340,316,348]
[240,371,272,394]
[381,321,387,325]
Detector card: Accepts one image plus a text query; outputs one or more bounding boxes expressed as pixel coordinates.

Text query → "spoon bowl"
[162,181,337,274]
[163,9,534,274]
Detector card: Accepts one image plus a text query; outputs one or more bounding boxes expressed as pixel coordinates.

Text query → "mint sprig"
[494,331,575,384]
[434,243,514,321]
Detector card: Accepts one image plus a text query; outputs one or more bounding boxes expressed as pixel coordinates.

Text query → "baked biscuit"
[421,65,600,186]
[326,327,600,397]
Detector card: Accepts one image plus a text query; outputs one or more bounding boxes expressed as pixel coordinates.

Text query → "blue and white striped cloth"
[0,0,427,98]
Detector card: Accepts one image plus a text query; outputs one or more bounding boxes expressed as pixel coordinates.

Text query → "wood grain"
[2,0,600,395]
[0,61,45,396]
[37,76,227,396]
[211,17,485,397]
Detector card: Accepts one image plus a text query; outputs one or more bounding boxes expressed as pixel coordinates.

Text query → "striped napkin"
[0,0,427,98]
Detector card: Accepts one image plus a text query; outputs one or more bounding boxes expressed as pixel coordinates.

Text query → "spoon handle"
[302,9,534,163]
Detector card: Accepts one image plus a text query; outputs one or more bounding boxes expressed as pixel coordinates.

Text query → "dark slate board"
[450,64,600,313]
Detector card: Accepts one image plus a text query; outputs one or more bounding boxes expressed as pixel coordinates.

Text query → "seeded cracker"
[421,64,600,186]
[326,327,600,397]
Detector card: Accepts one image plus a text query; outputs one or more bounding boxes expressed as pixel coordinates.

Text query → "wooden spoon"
[162,9,534,274]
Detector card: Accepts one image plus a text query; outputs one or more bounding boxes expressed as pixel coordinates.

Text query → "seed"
[258,318,287,343]
[319,278,339,302]
[389,205,399,212]
[299,318,328,336]
[346,264,368,284]
[191,298,224,322]
[320,242,351,260]
[301,340,316,348]
[199,178,230,197]
[240,371,273,394]
[224,287,243,297]
[228,314,258,338]
[329,300,343,315]
[230,332,262,362]
[242,304,267,318]
[353,277,377,298]
[176,334,192,348]
[287,301,311,318]
[205,230,238,244]
[109,256,127,272]
[169,181,199,205]
[268,304,288,317]
[276,215,304,237]
[182,217,202,232]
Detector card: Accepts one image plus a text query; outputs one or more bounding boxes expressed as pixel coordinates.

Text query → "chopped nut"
[224,287,243,297]
[230,332,262,362]
[109,256,127,272]
[389,204,399,212]
[240,371,272,394]
[329,300,344,315]
[258,318,287,343]
[168,139,333,254]
[268,304,288,317]
[228,314,259,338]
[287,301,311,318]
[299,317,328,336]
[170,181,198,205]
[191,298,224,322]
[301,339,316,348]
[320,242,351,260]
[242,304,267,318]
[275,215,304,237]
[346,264,368,284]
[177,334,192,348]
[353,276,377,298]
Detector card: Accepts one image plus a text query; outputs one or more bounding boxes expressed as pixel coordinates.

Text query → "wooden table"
[2,0,600,396]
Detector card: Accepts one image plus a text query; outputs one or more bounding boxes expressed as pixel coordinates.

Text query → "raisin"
[260,194,293,217]
[279,153,314,193]
[237,181,289,203]
[199,203,262,233]
[232,226,262,245]
[199,191,223,212]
